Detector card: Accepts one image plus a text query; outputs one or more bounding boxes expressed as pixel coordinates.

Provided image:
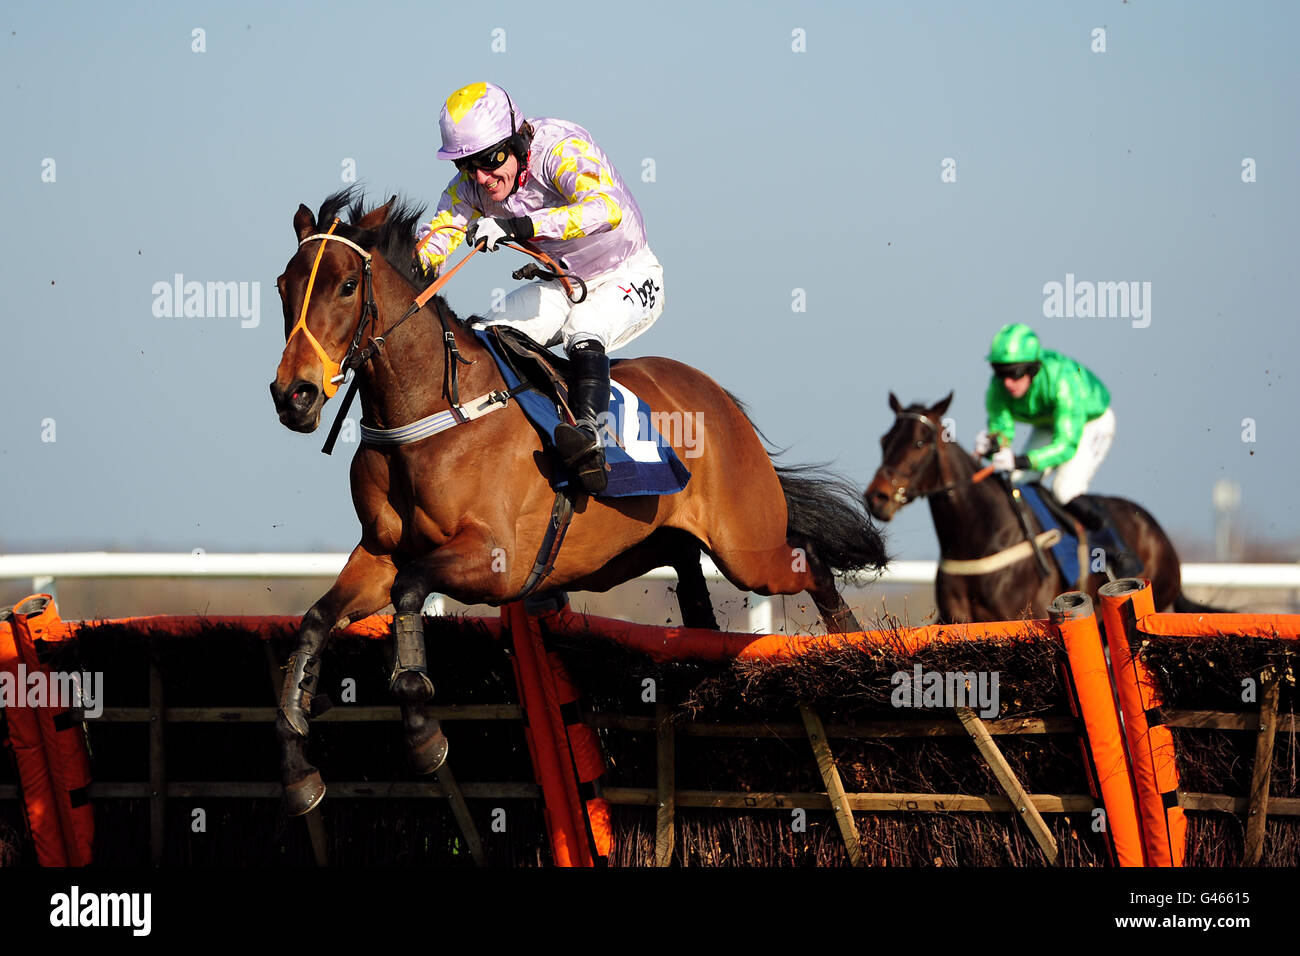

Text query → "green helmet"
[986,324,1042,364]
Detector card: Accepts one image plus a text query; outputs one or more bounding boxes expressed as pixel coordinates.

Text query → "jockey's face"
[1001,372,1032,399]
[474,153,519,203]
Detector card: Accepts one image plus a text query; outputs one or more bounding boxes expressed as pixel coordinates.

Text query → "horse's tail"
[775,465,890,574]
[1173,591,1234,614]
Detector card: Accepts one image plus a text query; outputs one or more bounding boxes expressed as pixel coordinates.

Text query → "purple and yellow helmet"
[436,82,524,162]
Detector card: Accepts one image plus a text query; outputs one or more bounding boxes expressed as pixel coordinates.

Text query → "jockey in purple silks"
[416,81,663,495]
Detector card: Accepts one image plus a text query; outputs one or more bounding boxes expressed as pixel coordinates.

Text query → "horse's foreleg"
[387,557,469,775]
[278,547,396,816]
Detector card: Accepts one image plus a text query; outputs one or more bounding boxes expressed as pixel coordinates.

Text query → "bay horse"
[865,393,1200,623]
[269,188,887,814]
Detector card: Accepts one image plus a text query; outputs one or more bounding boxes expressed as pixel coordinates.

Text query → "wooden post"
[148,653,165,866]
[654,700,675,867]
[1243,668,1280,866]
[432,762,487,866]
[799,705,864,866]
[956,707,1060,865]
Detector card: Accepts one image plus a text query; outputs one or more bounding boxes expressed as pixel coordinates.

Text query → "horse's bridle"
[287,215,584,600]
[879,412,993,505]
[288,219,381,399]
[291,217,587,413]
[290,216,478,455]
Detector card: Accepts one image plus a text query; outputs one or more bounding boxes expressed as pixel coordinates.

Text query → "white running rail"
[2,552,1297,588]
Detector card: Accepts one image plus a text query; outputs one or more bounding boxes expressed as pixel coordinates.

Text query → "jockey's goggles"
[992,362,1039,380]
[454,140,513,173]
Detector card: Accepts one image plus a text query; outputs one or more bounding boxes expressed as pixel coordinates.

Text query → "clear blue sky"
[2,0,1296,561]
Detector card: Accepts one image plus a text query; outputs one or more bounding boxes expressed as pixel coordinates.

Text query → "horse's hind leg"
[710,538,861,634]
[810,585,860,634]
[796,538,862,634]
[670,540,719,631]
[278,547,397,816]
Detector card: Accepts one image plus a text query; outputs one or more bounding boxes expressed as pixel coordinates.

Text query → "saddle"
[474,326,692,500]
[486,326,579,424]
[1019,482,1137,586]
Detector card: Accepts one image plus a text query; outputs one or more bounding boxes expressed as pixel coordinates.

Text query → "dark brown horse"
[269,189,886,814]
[865,393,1198,623]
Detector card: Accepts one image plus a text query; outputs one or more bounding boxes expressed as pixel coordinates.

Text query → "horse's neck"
[357,270,498,429]
[927,449,1017,558]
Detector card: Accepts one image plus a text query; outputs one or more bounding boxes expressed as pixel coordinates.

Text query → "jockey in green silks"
[974,323,1140,575]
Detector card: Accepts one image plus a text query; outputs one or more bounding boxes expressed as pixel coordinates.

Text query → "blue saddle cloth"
[474,329,691,498]
[1016,484,1082,584]
[1016,483,1128,584]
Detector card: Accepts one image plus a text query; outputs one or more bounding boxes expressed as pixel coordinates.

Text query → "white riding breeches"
[1016,407,1116,503]
[470,245,664,354]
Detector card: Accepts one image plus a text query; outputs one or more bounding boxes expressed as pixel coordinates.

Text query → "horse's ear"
[294,204,316,241]
[357,195,397,230]
[932,392,953,417]
[888,392,903,414]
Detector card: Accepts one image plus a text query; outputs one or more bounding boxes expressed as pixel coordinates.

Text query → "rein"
[293,221,585,455]
[288,216,588,602]
[882,412,1052,579]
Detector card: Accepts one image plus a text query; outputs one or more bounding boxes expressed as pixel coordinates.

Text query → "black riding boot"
[1066,496,1143,578]
[553,339,610,494]
[1064,495,1106,532]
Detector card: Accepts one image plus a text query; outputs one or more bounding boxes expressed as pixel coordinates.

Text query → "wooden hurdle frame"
[2,579,1298,867]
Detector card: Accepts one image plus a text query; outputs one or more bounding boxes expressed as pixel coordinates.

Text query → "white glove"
[467,217,508,252]
[990,447,1015,472]
[973,430,994,457]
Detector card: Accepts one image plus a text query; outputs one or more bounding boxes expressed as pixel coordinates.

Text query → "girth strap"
[503,490,575,603]
[358,386,528,446]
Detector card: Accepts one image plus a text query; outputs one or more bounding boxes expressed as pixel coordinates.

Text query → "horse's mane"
[311,186,474,334]
[314,186,435,292]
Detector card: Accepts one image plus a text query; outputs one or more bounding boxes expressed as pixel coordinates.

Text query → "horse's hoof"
[285,772,326,816]
[409,729,449,776]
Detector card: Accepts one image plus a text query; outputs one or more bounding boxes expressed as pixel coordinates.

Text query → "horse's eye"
[341,279,358,296]
[914,440,925,449]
